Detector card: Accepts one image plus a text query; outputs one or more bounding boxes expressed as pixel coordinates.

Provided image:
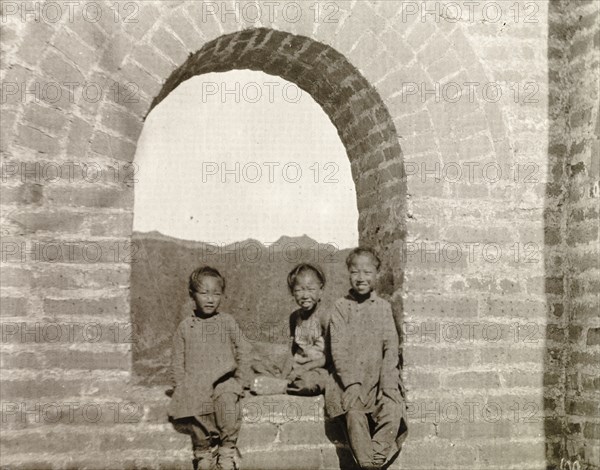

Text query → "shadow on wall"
[545,1,600,469]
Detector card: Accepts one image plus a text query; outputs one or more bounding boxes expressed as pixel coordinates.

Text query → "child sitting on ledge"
[325,248,408,470]
[168,266,251,470]
[251,263,330,396]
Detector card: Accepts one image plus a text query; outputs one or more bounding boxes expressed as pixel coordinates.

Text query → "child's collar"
[298,300,320,317]
[192,310,219,319]
[348,289,378,303]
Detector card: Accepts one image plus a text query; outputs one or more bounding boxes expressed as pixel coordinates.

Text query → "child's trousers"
[344,396,402,470]
[189,392,241,469]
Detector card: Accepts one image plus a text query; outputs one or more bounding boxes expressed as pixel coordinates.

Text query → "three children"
[169,249,407,470]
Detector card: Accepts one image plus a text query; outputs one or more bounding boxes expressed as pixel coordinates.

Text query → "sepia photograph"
[0,1,598,469]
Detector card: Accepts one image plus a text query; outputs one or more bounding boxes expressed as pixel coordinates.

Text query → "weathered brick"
[567,399,600,417]
[16,22,55,66]
[131,44,176,79]
[166,9,206,52]
[45,186,133,209]
[66,116,93,158]
[405,345,475,368]
[1,351,43,369]
[124,3,160,40]
[584,422,600,439]
[478,441,545,466]
[400,441,478,468]
[438,420,511,440]
[442,371,501,389]
[242,448,322,470]
[0,266,32,287]
[237,423,278,449]
[99,105,143,140]
[118,62,163,101]
[23,103,68,136]
[485,298,546,319]
[67,16,107,50]
[40,50,85,84]
[52,29,99,72]
[481,346,544,364]
[403,295,478,318]
[0,183,44,206]
[502,371,543,388]
[586,327,600,345]
[151,27,189,66]
[45,349,130,370]
[567,223,599,245]
[90,131,136,162]
[572,300,600,322]
[2,64,30,107]
[99,31,132,73]
[569,350,600,367]
[0,377,122,399]
[403,371,441,389]
[278,421,329,445]
[88,213,133,237]
[32,265,129,290]
[9,211,85,234]
[1,297,28,317]
[187,2,222,40]
[16,125,61,156]
[43,297,128,317]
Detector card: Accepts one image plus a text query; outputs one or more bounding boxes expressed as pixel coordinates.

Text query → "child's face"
[292,271,323,311]
[349,255,378,295]
[191,276,223,315]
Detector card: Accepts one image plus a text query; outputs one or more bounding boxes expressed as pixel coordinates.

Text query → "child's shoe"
[193,445,218,470]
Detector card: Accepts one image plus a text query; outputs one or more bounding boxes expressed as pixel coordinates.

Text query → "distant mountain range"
[137,230,341,252]
[131,231,353,384]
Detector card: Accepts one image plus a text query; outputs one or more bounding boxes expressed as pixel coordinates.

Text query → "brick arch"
[146,28,406,295]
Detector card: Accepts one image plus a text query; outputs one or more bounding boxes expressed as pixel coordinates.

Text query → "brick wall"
[1,1,594,469]
[545,1,600,469]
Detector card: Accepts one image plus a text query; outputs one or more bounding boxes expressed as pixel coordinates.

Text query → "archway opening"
[129,28,405,384]
[132,70,359,384]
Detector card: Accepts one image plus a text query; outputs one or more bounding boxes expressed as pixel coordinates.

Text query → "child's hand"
[294,354,311,365]
[281,355,294,378]
[286,368,299,381]
[343,383,362,411]
[288,363,305,380]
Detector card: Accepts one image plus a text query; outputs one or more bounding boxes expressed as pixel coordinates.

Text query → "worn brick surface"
[544,2,600,470]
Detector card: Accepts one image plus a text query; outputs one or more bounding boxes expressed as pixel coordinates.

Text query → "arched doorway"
[130,27,406,382]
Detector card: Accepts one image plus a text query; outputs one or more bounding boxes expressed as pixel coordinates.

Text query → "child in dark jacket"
[168,266,251,470]
[326,248,408,470]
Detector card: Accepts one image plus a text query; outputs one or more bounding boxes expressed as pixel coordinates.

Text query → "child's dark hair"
[345,247,381,270]
[287,263,326,293]
[188,266,225,294]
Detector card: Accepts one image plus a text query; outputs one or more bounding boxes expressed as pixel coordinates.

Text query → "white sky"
[133,70,359,248]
